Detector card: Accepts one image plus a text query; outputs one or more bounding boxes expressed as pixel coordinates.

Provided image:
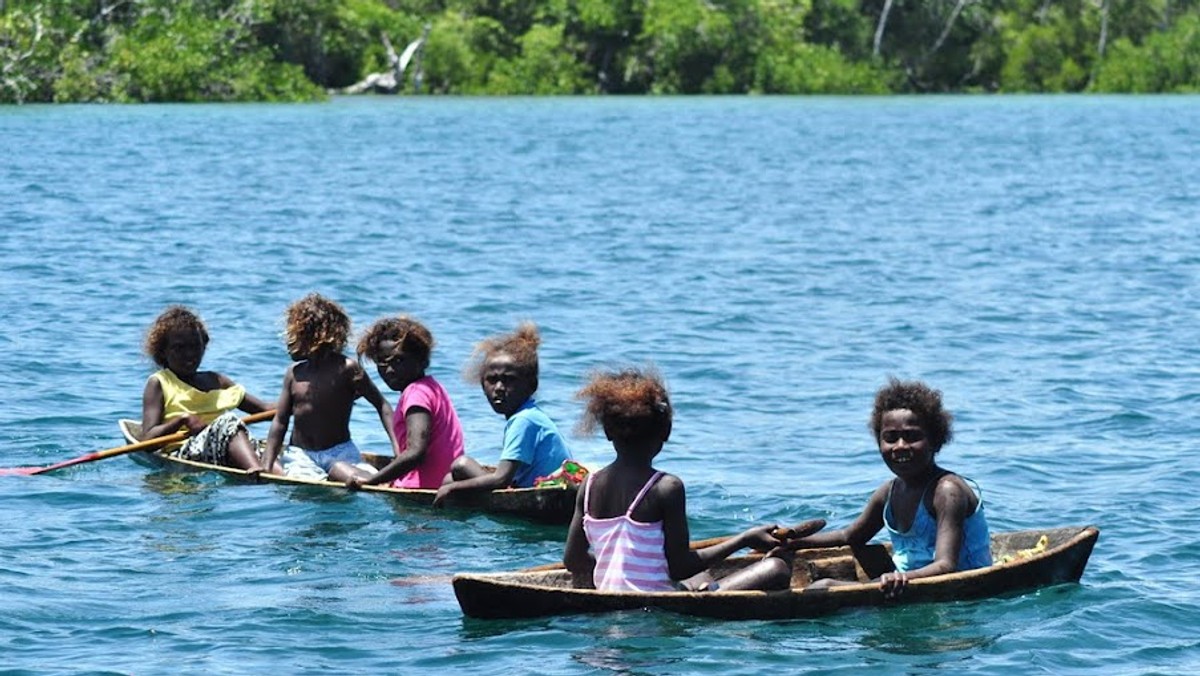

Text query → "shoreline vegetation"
[2,0,1198,104]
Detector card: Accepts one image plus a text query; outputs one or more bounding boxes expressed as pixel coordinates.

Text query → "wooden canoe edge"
[117,419,577,524]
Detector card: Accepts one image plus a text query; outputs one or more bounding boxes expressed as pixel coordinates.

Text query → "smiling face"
[481,352,536,418]
[877,408,935,480]
[374,339,427,392]
[164,327,206,379]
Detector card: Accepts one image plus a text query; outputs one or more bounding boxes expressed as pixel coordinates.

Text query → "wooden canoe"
[118,419,577,525]
[452,525,1099,620]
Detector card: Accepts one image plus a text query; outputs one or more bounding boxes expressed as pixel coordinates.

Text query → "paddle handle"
[520,535,734,573]
[520,519,827,573]
[1,409,277,476]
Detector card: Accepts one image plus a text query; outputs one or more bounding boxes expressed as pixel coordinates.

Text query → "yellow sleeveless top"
[153,369,246,425]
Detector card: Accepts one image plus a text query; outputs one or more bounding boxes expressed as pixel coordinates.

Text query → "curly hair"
[576,367,672,442]
[144,305,209,368]
[869,377,954,452]
[464,321,541,384]
[357,315,434,366]
[283,293,351,358]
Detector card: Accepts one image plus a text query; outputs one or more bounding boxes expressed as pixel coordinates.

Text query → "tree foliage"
[2,0,1199,102]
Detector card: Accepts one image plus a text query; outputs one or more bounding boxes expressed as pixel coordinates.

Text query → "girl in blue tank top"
[791,378,992,598]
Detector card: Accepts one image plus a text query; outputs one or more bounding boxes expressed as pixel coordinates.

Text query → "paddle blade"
[0,410,274,477]
[0,434,186,476]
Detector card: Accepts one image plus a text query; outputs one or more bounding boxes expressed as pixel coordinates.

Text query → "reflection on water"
[570,612,699,674]
[855,604,998,656]
[140,470,226,498]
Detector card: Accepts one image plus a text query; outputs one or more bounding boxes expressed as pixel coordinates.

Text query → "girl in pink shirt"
[563,367,817,592]
[330,316,464,489]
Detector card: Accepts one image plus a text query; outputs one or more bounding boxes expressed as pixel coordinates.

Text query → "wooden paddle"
[0,409,276,476]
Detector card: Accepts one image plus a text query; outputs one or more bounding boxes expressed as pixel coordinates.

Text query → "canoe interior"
[453,526,1099,620]
[118,419,576,524]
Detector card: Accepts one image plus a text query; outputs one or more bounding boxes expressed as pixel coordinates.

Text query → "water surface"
[1,96,1198,673]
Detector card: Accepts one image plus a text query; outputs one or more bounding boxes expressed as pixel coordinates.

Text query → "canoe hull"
[453,526,1099,620]
[119,419,576,524]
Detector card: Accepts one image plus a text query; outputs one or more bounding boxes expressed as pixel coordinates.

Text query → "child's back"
[581,465,682,591]
[564,367,796,593]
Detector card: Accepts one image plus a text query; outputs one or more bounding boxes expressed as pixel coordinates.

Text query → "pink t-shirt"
[392,375,465,489]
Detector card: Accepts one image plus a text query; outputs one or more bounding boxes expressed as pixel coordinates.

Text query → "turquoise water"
[1,96,1198,674]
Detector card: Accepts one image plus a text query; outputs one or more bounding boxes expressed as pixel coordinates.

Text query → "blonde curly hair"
[284,293,351,358]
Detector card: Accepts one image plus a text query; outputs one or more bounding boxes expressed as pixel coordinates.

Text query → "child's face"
[374,339,425,391]
[481,353,535,418]
[165,328,205,377]
[877,408,934,479]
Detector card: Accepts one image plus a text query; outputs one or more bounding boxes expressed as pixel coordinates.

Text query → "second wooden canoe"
[453,525,1099,619]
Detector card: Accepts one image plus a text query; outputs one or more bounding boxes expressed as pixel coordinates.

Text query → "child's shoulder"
[335,353,361,375]
[652,470,684,493]
[933,471,978,497]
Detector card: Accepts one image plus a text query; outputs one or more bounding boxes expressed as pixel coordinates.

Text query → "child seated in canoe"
[139,305,277,473]
[433,322,572,506]
[261,293,399,480]
[563,367,800,592]
[330,316,465,489]
[791,378,992,598]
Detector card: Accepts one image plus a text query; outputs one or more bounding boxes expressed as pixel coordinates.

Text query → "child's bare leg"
[227,431,266,473]
[715,551,794,591]
[806,578,856,590]
[327,460,372,483]
[449,455,491,481]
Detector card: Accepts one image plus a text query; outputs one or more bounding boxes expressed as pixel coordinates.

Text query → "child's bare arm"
[140,376,197,439]
[909,477,972,579]
[432,460,519,506]
[354,363,400,456]
[660,479,777,579]
[261,369,295,472]
[789,482,889,550]
[213,372,271,414]
[563,488,594,588]
[360,407,431,486]
[657,476,722,581]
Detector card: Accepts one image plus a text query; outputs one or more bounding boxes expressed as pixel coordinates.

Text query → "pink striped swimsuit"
[583,471,674,592]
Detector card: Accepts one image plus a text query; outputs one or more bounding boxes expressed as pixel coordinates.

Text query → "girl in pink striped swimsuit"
[563,367,797,592]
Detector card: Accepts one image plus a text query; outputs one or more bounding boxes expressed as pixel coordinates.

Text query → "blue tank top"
[883,473,992,573]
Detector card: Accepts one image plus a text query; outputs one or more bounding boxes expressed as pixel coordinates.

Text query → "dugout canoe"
[452,525,1099,620]
[118,419,576,524]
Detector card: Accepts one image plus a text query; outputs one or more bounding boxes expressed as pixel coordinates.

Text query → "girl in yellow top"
[139,306,277,474]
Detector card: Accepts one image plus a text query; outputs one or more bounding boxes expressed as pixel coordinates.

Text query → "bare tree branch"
[873,0,896,57]
[925,0,975,60]
[1097,0,1110,59]
[337,28,428,95]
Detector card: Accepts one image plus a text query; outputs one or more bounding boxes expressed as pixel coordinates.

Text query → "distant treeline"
[2,0,1199,103]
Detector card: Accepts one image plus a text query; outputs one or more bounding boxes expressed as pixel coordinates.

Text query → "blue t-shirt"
[499,398,572,488]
